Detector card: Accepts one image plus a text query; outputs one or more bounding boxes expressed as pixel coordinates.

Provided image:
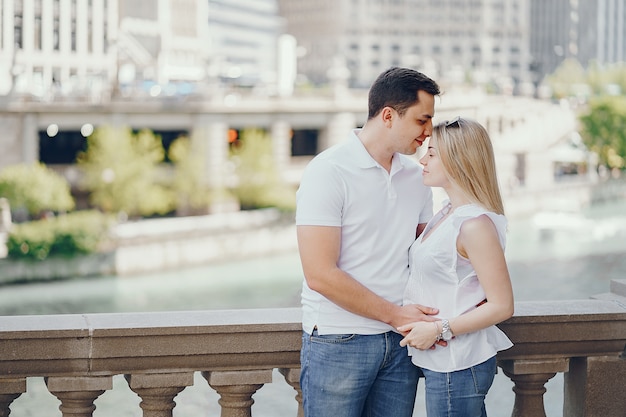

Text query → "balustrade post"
[499,358,568,417]
[0,378,26,417]
[46,376,112,417]
[563,355,626,417]
[125,372,194,417]
[203,369,273,417]
[278,368,303,417]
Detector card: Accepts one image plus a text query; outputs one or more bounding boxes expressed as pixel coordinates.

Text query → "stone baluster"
[564,355,626,417]
[499,358,569,417]
[46,376,112,417]
[125,372,194,417]
[279,368,303,417]
[0,378,26,417]
[203,369,273,417]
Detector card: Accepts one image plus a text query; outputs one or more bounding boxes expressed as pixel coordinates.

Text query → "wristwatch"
[440,319,454,341]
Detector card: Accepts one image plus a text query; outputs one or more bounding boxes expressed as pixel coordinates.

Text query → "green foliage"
[546,60,626,100]
[586,61,626,96]
[229,128,296,211]
[168,134,211,214]
[6,210,114,260]
[579,96,626,169]
[76,126,175,217]
[545,59,589,99]
[0,162,75,217]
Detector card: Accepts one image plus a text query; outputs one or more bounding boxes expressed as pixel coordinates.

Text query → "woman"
[398,117,514,417]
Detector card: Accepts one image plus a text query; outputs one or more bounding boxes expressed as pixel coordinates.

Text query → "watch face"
[442,330,453,341]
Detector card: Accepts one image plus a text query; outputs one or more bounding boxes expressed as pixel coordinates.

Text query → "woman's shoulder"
[453,205,507,233]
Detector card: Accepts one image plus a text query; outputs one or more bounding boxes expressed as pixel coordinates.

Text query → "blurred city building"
[276,0,532,93]
[115,0,209,98]
[0,0,118,100]
[206,0,284,93]
[529,0,626,88]
[0,0,211,100]
[0,0,606,204]
[2,0,625,100]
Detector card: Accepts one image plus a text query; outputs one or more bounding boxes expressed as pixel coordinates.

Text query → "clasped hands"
[396,304,447,350]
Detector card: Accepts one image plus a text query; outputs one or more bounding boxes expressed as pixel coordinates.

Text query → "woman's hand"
[398,321,441,350]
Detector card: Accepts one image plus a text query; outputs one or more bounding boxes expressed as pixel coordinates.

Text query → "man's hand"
[390,303,437,330]
[395,305,448,349]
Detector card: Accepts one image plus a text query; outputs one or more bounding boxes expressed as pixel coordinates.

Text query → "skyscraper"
[529,0,625,84]
[277,0,532,91]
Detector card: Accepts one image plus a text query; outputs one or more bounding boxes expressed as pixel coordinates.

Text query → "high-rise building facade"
[0,0,211,99]
[206,0,283,89]
[0,0,118,98]
[529,0,625,84]
[116,0,209,95]
[277,0,532,91]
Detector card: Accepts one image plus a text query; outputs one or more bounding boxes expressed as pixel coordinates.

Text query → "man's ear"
[381,107,394,127]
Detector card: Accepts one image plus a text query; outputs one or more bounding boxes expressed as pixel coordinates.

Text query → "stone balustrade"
[1,286,625,417]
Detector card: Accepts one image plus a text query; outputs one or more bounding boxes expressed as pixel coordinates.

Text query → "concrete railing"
[1,282,625,417]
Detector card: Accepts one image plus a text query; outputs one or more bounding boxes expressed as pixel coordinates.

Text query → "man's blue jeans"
[300,330,421,417]
[421,356,497,417]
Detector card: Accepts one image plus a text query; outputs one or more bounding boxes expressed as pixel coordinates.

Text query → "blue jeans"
[421,356,497,417]
[300,330,421,417]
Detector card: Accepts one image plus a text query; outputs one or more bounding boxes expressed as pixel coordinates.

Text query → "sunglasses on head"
[445,116,461,128]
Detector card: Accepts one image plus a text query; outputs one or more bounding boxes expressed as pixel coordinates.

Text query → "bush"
[6,210,114,260]
[0,163,75,218]
[168,135,211,214]
[77,126,175,217]
[230,128,296,211]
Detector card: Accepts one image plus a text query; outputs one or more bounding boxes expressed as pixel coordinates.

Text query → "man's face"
[388,90,435,155]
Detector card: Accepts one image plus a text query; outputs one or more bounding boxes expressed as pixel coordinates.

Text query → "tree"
[0,162,74,218]
[229,128,295,211]
[545,58,587,99]
[579,96,626,170]
[168,134,211,215]
[77,126,175,217]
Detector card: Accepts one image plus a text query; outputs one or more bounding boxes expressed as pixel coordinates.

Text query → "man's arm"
[297,225,438,330]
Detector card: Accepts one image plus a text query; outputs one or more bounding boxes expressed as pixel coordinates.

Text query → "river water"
[2,199,626,417]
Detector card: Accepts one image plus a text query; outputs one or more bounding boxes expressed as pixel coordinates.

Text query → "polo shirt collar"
[350,129,406,172]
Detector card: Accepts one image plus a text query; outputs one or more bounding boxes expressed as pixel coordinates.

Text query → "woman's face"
[419,135,450,188]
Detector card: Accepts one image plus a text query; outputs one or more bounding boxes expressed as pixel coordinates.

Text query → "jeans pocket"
[470,356,497,395]
[310,331,357,344]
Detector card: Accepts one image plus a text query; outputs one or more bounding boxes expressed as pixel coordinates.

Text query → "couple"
[295,67,514,417]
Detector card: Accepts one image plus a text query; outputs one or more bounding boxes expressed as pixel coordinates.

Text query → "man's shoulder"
[307,139,357,168]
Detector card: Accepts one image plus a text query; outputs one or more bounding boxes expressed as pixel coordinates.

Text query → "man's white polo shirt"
[296,129,433,335]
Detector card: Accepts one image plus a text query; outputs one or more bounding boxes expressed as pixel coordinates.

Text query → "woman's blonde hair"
[432,117,505,215]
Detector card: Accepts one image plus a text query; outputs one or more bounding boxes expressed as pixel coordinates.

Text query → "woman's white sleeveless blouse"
[403,203,513,372]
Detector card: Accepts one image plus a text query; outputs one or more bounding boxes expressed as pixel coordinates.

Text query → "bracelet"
[433,321,441,341]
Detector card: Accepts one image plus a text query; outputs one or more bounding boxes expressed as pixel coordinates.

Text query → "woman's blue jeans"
[300,330,421,417]
[421,356,497,417]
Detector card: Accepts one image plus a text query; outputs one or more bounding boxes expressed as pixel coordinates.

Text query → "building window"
[14,15,23,48]
[53,0,60,50]
[34,17,43,50]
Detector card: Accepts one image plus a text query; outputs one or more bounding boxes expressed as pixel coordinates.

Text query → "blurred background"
[0,1,625,415]
[0,0,625,319]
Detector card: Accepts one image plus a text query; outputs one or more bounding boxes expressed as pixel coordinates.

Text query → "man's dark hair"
[367,67,440,120]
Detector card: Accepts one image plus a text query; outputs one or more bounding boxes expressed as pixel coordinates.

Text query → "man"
[295,67,441,417]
